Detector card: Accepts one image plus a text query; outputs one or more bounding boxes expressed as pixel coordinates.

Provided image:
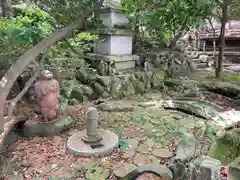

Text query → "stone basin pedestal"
[67,107,119,157]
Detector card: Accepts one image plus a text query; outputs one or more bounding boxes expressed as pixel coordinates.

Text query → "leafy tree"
[121,0,215,47]
[121,0,215,77]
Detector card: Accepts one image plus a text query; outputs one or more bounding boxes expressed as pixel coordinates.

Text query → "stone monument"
[87,0,139,73]
[66,107,119,157]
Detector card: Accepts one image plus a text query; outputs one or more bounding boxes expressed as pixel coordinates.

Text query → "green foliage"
[0,8,52,69]
[34,0,101,26]
[0,8,52,49]
[46,32,99,78]
[0,3,100,76]
[114,127,129,151]
[208,130,240,164]
[121,0,216,50]
[50,32,99,59]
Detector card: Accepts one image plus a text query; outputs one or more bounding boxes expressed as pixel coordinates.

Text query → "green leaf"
[114,127,122,139]
[119,140,128,151]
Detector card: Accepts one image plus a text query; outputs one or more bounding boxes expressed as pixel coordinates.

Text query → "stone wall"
[61,68,165,103]
[138,50,214,70]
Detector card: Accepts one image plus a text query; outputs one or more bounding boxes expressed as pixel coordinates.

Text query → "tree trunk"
[0,0,104,133]
[215,1,228,79]
[1,0,12,16]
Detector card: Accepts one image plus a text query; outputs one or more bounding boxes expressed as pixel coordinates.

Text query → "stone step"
[196,62,208,69]
[192,59,202,64]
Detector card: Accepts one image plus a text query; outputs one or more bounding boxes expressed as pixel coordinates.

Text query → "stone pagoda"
[87,0,139,73]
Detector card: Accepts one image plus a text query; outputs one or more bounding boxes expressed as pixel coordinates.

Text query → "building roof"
[200,20,240,40]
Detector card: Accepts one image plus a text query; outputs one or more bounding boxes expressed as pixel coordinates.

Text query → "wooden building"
[199,20,240,52]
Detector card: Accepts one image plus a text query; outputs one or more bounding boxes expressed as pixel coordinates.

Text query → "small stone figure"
[144,58,154,71]
[98,60,106,76]
[109,59,116,75]
[35,70,60,122]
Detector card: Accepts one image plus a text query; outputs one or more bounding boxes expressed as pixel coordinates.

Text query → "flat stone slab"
[133,154,160,166]
[217,110,240,127]
[124,139,139,149]
[152,148,173,158]
[113,163,137,178]
[122,149,135,159]
[138,100,162,108]
[97,101,136,112]
[67,129,119,157]
[85,166,110,179]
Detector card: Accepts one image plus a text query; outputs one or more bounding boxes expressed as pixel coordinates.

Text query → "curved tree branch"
[0,0,104,132]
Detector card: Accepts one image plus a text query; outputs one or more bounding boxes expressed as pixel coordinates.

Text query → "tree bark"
[215,1,228,79]
[0,0,104,133]
[1,0,12,16]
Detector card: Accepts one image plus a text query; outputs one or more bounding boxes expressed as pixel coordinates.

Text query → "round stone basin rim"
[67,129,119,157]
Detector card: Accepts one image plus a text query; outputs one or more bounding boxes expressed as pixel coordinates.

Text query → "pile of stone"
[61,68,165,103]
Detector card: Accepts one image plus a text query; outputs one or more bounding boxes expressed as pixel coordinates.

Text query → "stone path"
[95,94,206,178]
[3,92,239,179]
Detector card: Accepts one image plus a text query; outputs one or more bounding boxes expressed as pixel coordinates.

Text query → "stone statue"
[144,58,154,71]
[98,60,106,76]
[35,70,60,122]
[108,60,116,75]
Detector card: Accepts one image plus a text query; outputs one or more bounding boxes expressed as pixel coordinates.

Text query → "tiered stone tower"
[88,0,139,72]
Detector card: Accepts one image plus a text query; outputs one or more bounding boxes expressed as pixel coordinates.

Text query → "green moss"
[70,87,84,102]
[208,131,240,165]
[222,73,240,81]
[229,155,240,180]
[231,155,240,166]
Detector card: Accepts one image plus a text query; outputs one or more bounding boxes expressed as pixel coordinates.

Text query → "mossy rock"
[151,72,165,90]
[164,79,200,90]
[81,85,94,98]
[22,116,74,137]
[70,86,84,102]
[61,79,78,97]
[92,82,105,95]
[223,72,240,82]
[132,81,145,94]
[229,155,240,180]
[75,68,97,84]
[203,81,240,99]
[208,130,240,165]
